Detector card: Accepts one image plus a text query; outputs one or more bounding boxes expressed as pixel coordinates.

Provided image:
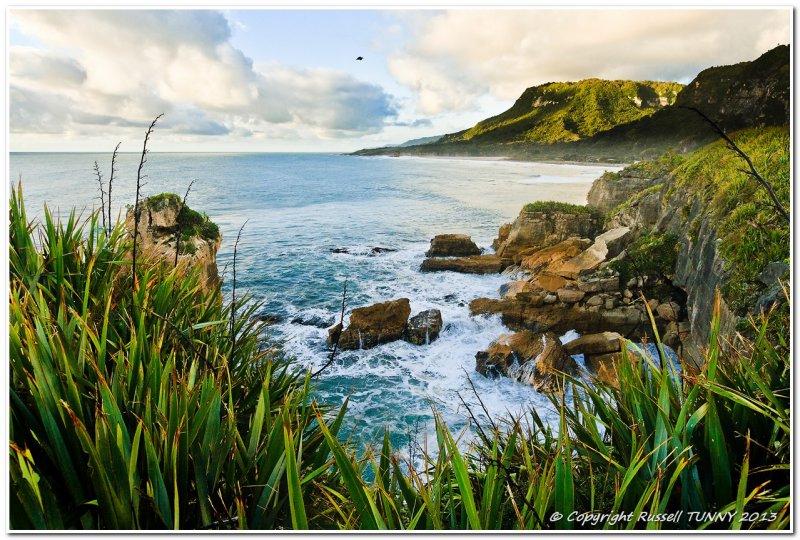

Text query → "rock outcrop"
[327,298,412,350]
[425,234,482,257]
[494,208,600,260]
[420,254,505,274]
[125,193,222,291]
[405,309,443,345]
[475,331,577,392]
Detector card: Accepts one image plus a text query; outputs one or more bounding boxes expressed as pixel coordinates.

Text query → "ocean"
[9,152,623,454]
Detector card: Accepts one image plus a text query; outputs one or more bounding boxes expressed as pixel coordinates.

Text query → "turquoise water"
[9,152,622,453]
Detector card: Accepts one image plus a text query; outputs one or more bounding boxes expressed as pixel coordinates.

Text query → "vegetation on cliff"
[354,45,789,163]
[441,79,682,145]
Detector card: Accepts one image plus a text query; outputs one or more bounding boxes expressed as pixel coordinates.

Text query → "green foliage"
[444,79,683,145]
[608,232,679,287]
[522,201,598,217]
[145,192,181,212]
[9,185,789,531]
[176,206,220,242]
[671,126,789,313]
[9,184,345,530]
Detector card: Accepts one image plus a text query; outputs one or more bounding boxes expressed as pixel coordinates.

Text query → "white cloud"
[10,9,398,142]
[389,9,791,114]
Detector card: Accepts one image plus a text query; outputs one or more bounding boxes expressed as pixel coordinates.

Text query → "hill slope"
[441,79,682,145]
[355,45,789,162]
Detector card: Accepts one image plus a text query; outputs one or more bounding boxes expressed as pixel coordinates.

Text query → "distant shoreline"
[361,153,628,168]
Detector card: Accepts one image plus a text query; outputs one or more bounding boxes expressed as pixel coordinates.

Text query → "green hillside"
[442,79,682,144]
[354,45,789,162]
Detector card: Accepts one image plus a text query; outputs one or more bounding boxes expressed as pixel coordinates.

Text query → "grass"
[522,201,598,216]
[444,79,683,145]
[669,126,789,315]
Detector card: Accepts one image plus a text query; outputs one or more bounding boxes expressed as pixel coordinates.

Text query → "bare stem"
[108,142,121,235]
[231,220,249,360]
[680,106,789,223]
[93,161,106,233]
[133,114,163,280]
[312,278,348,378]
[175,179,196,267]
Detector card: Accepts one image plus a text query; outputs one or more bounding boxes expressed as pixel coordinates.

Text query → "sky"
[7,6,792,152]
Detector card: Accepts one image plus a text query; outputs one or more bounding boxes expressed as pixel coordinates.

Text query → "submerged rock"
[425,234,481,257]
[404,309,443,345]
[327,298,411,350]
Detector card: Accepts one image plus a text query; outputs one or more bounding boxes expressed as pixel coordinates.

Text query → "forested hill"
[354,45,790,162]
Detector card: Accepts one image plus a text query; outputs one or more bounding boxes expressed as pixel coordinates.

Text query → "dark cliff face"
[587,45,790,154]
[674,44,790,130]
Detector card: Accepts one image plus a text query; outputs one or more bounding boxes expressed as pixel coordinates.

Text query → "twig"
[461,367,498,433]
[93,161,106,233]
[108,141,120,234]
[312,278,348,378]
[133,114,164,280]
[680,106,789,223]
[231,220,248,360]
[174,179,196,267]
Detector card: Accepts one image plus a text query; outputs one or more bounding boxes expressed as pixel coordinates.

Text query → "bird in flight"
[356,56,363,61]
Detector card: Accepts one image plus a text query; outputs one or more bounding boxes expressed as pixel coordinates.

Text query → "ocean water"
[9,152,624,454]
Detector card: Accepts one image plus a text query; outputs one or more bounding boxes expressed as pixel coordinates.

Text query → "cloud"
[389,9,791,114]
[10,9,398,142]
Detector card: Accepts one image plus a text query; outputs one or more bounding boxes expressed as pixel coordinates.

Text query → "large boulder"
[594,227,631,258]
[425,234,481,257]
[495,208,599,260]
[327,298,411,350]
[475,331,576,391]
[420,254,504,274]
[125,193,222,292]
[556,241,609,279]
[519,237,591,275]
[563,331,622,356]
[404,309,443,345]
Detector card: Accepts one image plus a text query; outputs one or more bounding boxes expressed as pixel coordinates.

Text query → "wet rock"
[475,331,576,392]
[255,314,283,325]
[500,281,532,300]
[420,254,503,274]
[425,234,481,257]
[370,246,397,254]
[330,247,350,254]
[327,298,411,350]
[291,314,335,328]
[404,309,443,345]
[656,301,681,321]
[563,331,622,356]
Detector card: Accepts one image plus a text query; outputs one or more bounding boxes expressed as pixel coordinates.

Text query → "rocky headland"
[125,193,222,291]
